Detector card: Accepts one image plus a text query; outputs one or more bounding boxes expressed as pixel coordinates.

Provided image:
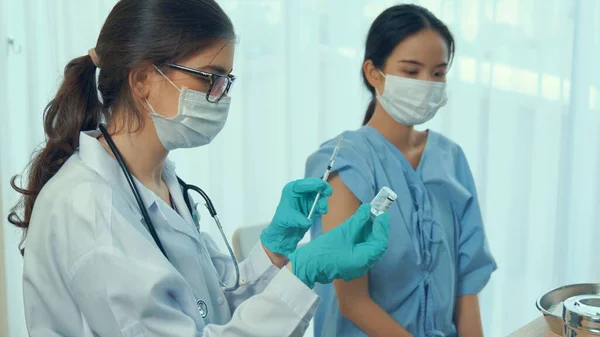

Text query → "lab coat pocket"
[122,321,146,337]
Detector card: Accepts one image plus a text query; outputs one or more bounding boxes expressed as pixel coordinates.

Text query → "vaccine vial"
[370,186,397,218]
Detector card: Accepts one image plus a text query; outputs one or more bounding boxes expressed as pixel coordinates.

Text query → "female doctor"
[7,1,390,336]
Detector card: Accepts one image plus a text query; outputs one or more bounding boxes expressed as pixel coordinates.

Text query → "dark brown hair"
[9,0,235,254]
[362,4,455,125]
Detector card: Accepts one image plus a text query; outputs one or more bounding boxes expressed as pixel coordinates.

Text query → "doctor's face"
[145,41,236,118]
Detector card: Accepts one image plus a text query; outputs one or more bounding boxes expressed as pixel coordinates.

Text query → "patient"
[306,4,496,337]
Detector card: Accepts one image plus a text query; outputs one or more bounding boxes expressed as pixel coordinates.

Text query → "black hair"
[9,0,235,255]
[362,4,455,125]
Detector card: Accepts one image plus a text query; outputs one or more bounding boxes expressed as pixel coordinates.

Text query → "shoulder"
[36,154,113,216]
[306,128,379,203]
[428,130,464,158]
[426,130,472,172]
[305,128,374,177]
[26,154,114,269]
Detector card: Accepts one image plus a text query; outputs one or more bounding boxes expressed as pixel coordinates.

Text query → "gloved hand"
[287,204,389,289]
[260,178,333,256]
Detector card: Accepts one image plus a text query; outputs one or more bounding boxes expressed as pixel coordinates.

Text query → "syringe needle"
[307,191,321,220]
[306,135,344,220]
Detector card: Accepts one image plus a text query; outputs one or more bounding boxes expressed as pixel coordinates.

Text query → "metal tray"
[536,283,600,335]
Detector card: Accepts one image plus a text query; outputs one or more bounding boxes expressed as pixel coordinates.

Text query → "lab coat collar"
[77,131,200,241]
[162,162,198,231]
[78,130,152,215]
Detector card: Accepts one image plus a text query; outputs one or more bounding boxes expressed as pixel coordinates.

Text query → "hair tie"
[88,48,100,67]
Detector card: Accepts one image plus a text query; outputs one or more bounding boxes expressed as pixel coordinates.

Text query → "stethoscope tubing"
[98,123,240,291]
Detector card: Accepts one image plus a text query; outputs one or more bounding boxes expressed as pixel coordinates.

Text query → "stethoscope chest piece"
[197,299,208,318]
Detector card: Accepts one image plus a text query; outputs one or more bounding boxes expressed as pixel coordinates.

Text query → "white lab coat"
[22,131,320,337]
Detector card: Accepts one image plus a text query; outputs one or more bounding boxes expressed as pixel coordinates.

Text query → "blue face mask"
[146,66,231,151]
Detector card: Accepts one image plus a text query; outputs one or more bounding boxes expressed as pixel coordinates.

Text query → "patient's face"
[382,28,449,83]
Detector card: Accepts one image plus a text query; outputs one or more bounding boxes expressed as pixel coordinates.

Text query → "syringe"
[307,135,344,220]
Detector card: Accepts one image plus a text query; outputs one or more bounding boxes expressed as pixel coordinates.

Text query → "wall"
[1,0,28,335]
[1,0,11,333]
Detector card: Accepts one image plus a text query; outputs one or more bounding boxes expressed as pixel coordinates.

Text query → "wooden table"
[508,316,560,337]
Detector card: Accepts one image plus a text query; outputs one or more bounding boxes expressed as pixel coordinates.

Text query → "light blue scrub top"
[306,126,497,337]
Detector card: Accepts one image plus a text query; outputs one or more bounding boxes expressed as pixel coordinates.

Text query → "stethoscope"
[98,123,240,292]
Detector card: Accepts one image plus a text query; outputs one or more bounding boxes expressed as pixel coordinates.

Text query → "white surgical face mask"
[376,72,447,125]
[146,66,231,151]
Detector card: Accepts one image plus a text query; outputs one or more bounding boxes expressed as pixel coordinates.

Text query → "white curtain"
[1,0,599,336]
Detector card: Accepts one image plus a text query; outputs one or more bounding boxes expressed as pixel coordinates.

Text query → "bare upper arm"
[321,173,361,232]
[322,174,371,313]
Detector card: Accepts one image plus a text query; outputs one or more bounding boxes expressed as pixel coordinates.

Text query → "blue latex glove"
[260,178,333,256]
[288,204,389,289]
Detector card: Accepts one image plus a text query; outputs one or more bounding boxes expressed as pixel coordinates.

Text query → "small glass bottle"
[370,186,397,218]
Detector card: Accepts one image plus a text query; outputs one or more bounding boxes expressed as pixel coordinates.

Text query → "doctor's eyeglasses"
[167,63,236,103]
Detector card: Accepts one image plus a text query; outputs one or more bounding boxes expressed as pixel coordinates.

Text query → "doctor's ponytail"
[8,54,102,254]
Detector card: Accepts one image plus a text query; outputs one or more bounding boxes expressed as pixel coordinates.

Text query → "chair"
[231,224,310,261]
[231,224,268,261]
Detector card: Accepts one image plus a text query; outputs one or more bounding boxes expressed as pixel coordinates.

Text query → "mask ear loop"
[145,65,183,119]
[376,70,387,97]
[145,98,158,114]
[153,65,182,92]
